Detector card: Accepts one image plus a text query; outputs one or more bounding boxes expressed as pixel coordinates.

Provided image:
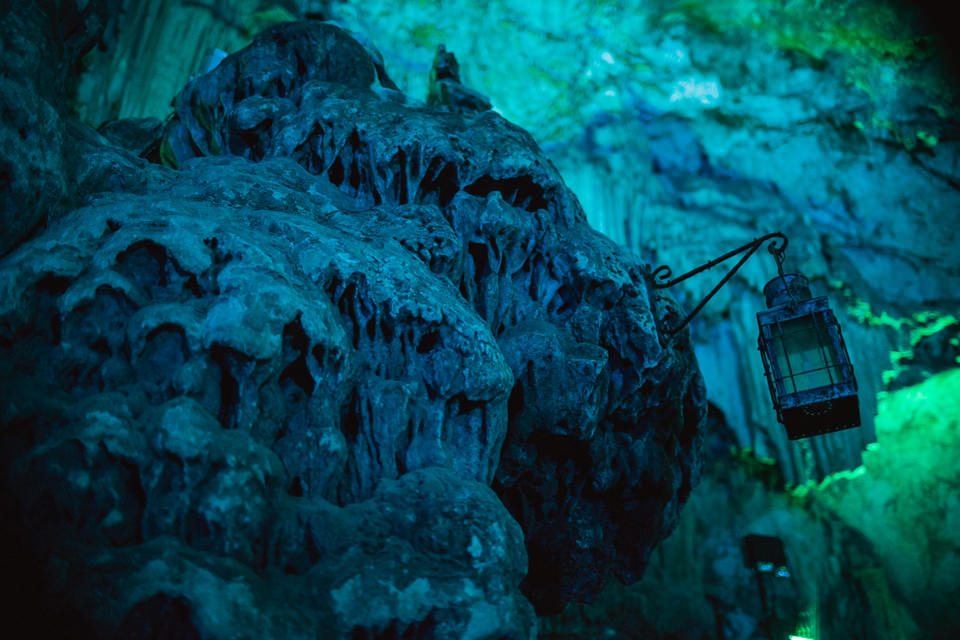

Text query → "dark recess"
[464,174,549,211]
[415,158,459,207]
[280,317,315,397]
[349,610,439,640]
[117,593,202,640]
[210,343,243,429]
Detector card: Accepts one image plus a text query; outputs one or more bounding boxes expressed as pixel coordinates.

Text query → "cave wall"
[330,0,960,482]
[73,0,960,482]
[0,4,707,637]
[806,368,960,639]
[547,11,960,480]
[5,1,960,638]
[541,368,960,640]
[72,0,313,126]
[295,2,959,638]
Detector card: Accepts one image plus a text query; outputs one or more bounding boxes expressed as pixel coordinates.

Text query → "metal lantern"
[652,231,861,441]
[757,273,860,439]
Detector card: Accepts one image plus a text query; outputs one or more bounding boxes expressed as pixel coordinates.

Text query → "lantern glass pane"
[772,316,839,393]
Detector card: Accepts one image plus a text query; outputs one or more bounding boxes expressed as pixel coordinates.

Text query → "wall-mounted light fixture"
[653,232,860,440]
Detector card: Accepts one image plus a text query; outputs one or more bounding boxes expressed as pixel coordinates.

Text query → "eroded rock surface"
[0,15,705,636]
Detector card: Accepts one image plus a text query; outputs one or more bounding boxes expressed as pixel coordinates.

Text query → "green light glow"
[790,603,818,640]
[802,369,960,636]
[328,0,957,149]
[909,313,957,346]
[916,130,938,146]
[835,290,958,388]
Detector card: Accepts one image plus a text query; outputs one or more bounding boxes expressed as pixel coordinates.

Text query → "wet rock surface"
[0,15,705,637]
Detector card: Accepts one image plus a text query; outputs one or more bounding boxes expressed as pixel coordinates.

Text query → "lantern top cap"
[763,273,811,308]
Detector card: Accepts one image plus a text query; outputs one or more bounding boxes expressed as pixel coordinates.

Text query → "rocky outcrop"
[808,368,960,640]
[0,14,705,637]
[310,0,960,491]
[0,0,133,255]
[542,369,960,640]
[542,5,960,485]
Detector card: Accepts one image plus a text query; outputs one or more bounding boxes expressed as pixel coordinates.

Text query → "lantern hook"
[652,231,788,336]
[768,237,804,309]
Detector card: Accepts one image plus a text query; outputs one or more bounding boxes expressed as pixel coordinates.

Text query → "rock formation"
[0,6,705,637]
[542,370,960,639]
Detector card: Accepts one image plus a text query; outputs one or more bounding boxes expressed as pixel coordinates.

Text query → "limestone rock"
[427,45,492,114]
[811,369,960,639]
[0,16,706,635]
[0,77,68,255]
[0,0,130,255]
[98,117,165,157]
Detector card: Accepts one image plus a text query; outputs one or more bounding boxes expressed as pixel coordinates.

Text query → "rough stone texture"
[539,397,949,640]
[556,77,960,484]
[1,3,68,255]
[541,367,960,640]
[317,0,960,493]
[541,7,960,488]
[809,369,960,640]
[0,0,130,255]
[71,0,340,127]
[58,0,960,485]
[97,116,164,156]
[427,45,492,114]
[0,72,68,256]
[0,14,705,636]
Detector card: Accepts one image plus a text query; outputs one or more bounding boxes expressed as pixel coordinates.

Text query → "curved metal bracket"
[652,232,788,337]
